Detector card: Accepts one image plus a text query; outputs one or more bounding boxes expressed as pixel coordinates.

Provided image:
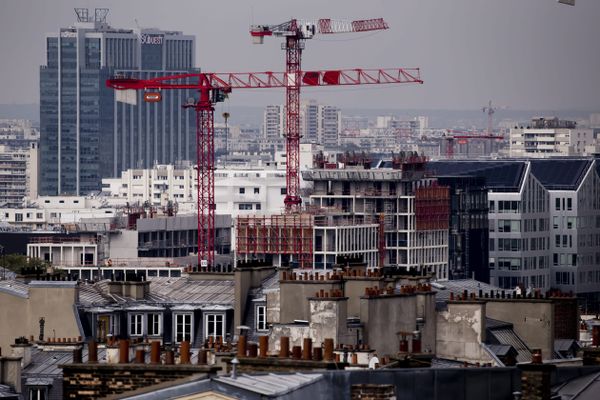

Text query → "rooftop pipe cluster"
[236,335,336,363]
[281,268,383,282]
[78,340,207,366]
[448,288,575,302]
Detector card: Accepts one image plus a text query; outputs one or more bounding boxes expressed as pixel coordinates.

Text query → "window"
[28,387,47,400]
[256,305,267,331]
[15,213,23,222]
[567,198,572,211]
[497,257,521,271]
[555,198,560,211]
[489,201,495,212]
[498,201,520,213]
[174,313,192,343]
[280,188,287,195]
[254,187,260,194]
[129,314,143,336]
[36,213,43,219]
[255,204,262,210]
[239,187,245,194]
[498,220,520,233]
[205,313,225,339]
[147,313,161,336]
[498,239,521,251]
[239,203,252,210]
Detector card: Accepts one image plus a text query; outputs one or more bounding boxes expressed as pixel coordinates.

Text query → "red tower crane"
[107,68,422,268]
[250,18,389,210]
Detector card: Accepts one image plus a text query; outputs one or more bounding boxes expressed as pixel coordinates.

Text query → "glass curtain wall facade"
[40,17,195,196]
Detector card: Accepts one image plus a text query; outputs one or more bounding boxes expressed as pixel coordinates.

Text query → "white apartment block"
[266,101,341,149]
[487,163,552,291]
[509,117,597,158]
[263,105,285,139]
[0,196,119,230]
[101,164,287,217]
[0,143,39,208]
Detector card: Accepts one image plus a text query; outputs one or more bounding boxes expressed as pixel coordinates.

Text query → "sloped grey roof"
[0,384,18,399]
[78,277,235,309]
[0,279,29,298]
[261,272,280,292]
[146,277,234,306]
[486,344,516,357]
[434,279,502,303]
[555,372,600,400]
[430,358,466,368]
[77,281,113,306]
[427,161,527,192]
[214,373,323,396]
[0,267,16,280]
[555,339,580,353]
[487,327,531,363]
[530,159,592,190]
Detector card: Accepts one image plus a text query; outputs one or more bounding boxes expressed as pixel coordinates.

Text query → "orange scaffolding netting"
[236,214,314,268]
[415,185,450,231]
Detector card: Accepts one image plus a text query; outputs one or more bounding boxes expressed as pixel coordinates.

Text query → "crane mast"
[251,17,389,211]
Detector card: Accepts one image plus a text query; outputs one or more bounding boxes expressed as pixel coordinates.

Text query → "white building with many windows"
[429,158,600,306]
[509,117,598,158]
[101,164,287,217]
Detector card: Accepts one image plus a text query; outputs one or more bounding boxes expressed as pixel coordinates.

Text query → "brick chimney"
[10,336,33,368]
[517,350,556,400]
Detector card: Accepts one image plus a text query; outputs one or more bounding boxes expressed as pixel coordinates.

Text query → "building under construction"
[236,152,450,279]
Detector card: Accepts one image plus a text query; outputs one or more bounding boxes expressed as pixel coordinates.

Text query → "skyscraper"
[40,8,196,195]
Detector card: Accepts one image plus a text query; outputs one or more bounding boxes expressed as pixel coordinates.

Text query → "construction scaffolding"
[415,184,450,231]
[236,214,314,268]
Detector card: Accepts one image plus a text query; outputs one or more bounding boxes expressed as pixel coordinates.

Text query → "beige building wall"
[486,299,554,360]
[0,282,80,352]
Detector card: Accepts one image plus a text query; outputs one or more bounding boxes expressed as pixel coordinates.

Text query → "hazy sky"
[1,0,599,111]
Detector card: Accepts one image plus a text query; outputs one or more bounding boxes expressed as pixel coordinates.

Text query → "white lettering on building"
[141,34,164,45]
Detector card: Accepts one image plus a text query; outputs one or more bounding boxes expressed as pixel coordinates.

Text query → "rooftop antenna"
[94,8,109,23]
[74,8,89,22]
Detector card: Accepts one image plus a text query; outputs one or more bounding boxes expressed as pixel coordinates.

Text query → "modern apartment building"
[265,101,341,149]
[509,117,597,158]
[429,159,600,306]
[263,105,285,140]
[0,143,38,208]
[101,164,287,217]
[39,9,195,196]
[300,100,341,148]
[303,154,450,278]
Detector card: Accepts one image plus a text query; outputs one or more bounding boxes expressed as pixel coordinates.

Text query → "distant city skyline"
[1,0,600,111]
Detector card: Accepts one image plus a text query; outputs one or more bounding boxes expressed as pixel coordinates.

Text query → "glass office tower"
[40,9,196,195]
